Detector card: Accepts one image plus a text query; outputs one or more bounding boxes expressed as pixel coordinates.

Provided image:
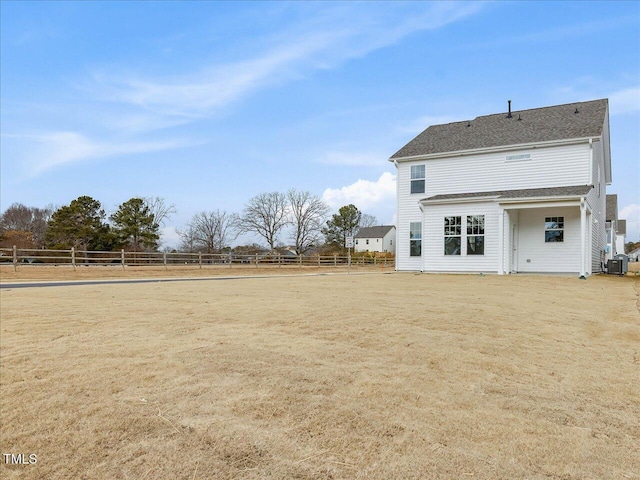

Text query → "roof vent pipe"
[507,100,512,118]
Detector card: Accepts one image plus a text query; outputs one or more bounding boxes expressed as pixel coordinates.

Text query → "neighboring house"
[354,226,396,254]
[390,99,611,277]
[628,247,640,262]
[615,219,626,257]
[605,194,618,261]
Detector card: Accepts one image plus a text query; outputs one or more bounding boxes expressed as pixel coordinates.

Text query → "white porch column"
[498,208,505,275]
[504,209,511,274]
[580,199,587,278]
[587,211,593,275]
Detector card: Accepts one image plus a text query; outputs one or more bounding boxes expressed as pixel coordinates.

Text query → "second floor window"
[411,165,425,194]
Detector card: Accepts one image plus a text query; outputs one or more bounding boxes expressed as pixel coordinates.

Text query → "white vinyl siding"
[517,207,581,273]
[423,144,590,196]
[422,202,499,272]
[396,161,425,270]
[587,139,607,272]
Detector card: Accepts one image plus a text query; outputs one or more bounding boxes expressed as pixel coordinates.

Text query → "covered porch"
[496,186,594,277]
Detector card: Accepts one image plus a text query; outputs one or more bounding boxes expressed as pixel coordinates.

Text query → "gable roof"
[616,219,626,236]
[606,194,618,222]
[391,99,608,159]
[421,185,593,204]
[355,225,395,239]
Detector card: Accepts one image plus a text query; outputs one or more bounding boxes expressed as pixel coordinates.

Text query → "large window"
[467,215,485,255]
[444,216,461,255]
[545,217,564,242]
[410,165,425,194]
[410,222,422,256]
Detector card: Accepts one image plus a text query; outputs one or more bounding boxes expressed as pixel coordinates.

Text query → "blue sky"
[1,1,639,247]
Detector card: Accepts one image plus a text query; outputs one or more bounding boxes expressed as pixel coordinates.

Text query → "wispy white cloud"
[609,87,640,115]
[322,172,396,214]
[92,2,484,119]
[472,15,638,50]
[620,204,640,242]
[12,131,186,177]
[552,81,640,115]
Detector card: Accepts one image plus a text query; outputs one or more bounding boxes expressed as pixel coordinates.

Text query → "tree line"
[0,191,379,254]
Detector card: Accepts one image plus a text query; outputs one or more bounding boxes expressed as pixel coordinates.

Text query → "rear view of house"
[390,99,612,276]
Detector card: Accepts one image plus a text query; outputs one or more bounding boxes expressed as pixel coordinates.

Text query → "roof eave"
[420,194,590,206]
[497,194,587,205]
[390,136,600,163]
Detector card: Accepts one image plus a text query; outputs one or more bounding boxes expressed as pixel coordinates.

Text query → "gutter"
[390,136,600,163]
[420,193,592,207]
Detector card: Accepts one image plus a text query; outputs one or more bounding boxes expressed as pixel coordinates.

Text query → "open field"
[0,264,384,282]
[1,272,639,479]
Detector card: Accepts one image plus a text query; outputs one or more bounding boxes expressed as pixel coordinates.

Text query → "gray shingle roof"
[355,225,395,239]
[422,185,593,203]
[391,99,608,159]
[616,219,626,236]
[606,194,618,222]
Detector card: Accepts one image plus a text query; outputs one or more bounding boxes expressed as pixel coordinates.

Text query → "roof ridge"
[475,98,608,121]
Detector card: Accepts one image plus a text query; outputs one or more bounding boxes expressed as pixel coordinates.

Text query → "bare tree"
[237,192,289,251]
[176,226,198,253]
[180,210,238,253]
[1,203,54,248]
[360,213,378,228]
[144,197,177,227]
[288,189,329,255]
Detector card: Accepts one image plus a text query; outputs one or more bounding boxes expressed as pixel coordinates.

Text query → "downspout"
[588,138,593,185]
[418,200,425,273]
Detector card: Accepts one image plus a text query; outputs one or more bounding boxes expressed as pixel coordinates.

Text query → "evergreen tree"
[110,198,160,251]
[322,204,362,250]
[45,196,112,250]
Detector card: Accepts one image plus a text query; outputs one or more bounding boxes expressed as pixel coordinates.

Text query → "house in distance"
[390,99,612,277]
[354,225,396,254]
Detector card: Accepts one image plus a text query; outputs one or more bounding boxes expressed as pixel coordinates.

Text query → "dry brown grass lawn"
[1,270,639,479]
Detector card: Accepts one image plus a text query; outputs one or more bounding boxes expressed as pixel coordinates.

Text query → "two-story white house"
[354,226,396,254]
[390,99,611,277]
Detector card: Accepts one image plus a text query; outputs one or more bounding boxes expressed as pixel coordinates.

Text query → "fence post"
[229,253,232,268]
[163,252,167,271]
[318,255,320,267]
[199,252,202,269]
[334,254,337,266]
[71,247,76,271]
[121,249,125,270]
[12,245,17,272]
